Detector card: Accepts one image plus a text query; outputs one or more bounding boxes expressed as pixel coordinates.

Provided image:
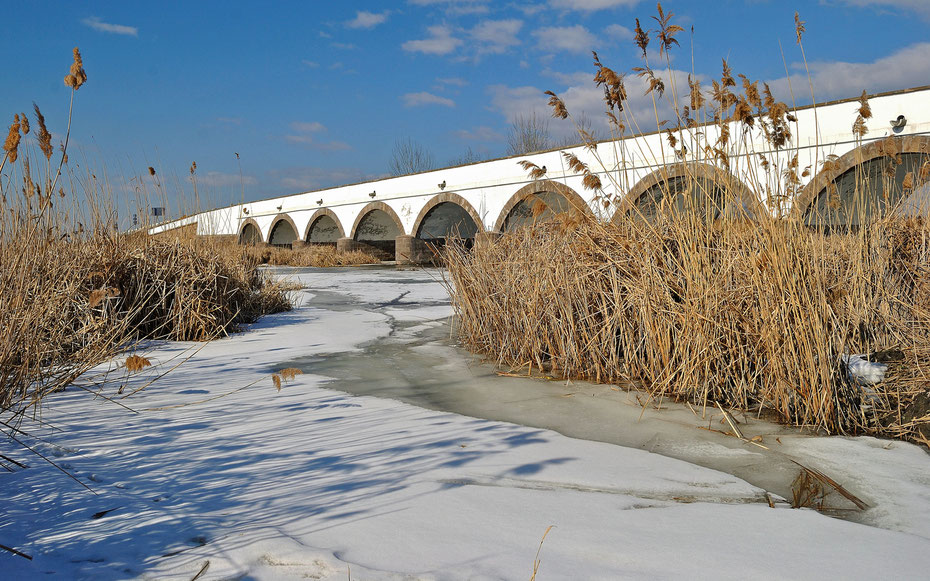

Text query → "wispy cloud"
[331,42,357,50]
[402,92,456,107]
[838,0,930,20]
[290,121,327,133]
[346,10,390,29]
[767,42,930,102]
[409,0,490,16]
[454,126,505,142]
[532,25,597,54]
[549,0,638,12]
[402,26,462,55]
[284,121,352,151]
[604,23,633,40]
[268,166,377,191]
[470,19,523,55]
[199,171,258,188]
[302,60,320,68]
[81,16,138,36]
[435,77,468,89]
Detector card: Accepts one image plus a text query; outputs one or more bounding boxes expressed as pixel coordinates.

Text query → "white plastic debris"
[842,353,888,386]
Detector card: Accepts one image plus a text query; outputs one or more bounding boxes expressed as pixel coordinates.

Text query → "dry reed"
[444,5,930,441]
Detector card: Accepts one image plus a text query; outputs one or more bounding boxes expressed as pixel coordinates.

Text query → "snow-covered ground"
[2,267,930,580]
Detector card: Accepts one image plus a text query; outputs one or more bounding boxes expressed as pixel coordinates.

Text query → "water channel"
[275,265,882,526]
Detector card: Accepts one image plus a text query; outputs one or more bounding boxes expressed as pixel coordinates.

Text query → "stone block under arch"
[494,180,591,233]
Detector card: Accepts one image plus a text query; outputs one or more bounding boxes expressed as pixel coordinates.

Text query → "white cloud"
[767,42,930,102]
[302,60,320,68]
[489,66,696,141]
[436,77,468,88]
[268,167,375,191]
[346,10,390,29]
[408,0,490,15]
[604,23,633,40]
[403,25,463,55]
[81,16,138,36]
[285,121,351,150]
[549,0,639,11]
[403,92,456,107]
[838,0,930,20]
[199,171,258,188]
[470,19,523,55]
[290,121,327,133]
[454,126,505,142]
[533,25,597,54]
[542,69,592,87]
[331,42,357,50]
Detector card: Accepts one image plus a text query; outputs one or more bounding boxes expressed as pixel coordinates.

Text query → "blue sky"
[3,0,929,212]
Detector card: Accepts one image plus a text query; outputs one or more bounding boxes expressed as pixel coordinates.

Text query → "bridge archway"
[351,202,405,258]
[615,163,761,222]
[268,213,299,247]
[494,180,590,233]
[796,135,930,228]
[304,209,345,244]
[238,218,263,245]
[412,193,483,244]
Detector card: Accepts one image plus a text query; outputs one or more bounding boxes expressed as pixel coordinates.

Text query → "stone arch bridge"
[155,86,930,264]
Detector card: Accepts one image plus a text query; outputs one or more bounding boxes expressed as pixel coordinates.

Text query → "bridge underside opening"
[355,209,401,259]
[269,219,298,247]
[804,152,928,229]
[501,191,576,232]
[306,215,340,245]
[629,176,728,222]
[416,202,479,250]
[239,223,262,245]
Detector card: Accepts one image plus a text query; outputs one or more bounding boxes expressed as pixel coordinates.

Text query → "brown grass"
[445,213,930,438]
[0,48,291,424]
[444,6,930,441]
[239,243,380,267]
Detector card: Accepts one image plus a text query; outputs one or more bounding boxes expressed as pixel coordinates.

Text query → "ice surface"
[2,266,929,580]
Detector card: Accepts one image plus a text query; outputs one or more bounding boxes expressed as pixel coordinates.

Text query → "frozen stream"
[3,265,929,580]
[279,266,930,536]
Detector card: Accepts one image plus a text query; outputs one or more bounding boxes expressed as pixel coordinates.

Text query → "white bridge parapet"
[153,86,930,262]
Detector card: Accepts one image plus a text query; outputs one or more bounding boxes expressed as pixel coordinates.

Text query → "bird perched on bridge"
[891,115,907,129]
[438,180,446,190]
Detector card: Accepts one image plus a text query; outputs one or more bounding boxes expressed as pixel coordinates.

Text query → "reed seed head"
[3,114,22,164]
[64,47,87,90]
[33,104,54,161]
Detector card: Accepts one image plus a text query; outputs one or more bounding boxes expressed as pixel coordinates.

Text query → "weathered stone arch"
[615,162,762,222]
[267,213,299,246]
[350,201,406,239]
[304,208,346,243]
[493,180,591,232]
[412,193,484,240]
[238,218,263,245]
[794,135,930,224]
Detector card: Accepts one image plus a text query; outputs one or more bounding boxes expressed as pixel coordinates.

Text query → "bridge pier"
[395,235,434,265]
[475,231,501,249]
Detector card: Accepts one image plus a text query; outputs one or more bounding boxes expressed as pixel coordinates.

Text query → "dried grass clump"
[239,243,379,267]
[444,5,930,441]
[445,212,930,438]
[0,47,291,421]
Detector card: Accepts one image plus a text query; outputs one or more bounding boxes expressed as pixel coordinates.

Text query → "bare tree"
[390,138,435,176]
[448,146,486,166]
[506,112,552,156]
[559,112,601,147]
